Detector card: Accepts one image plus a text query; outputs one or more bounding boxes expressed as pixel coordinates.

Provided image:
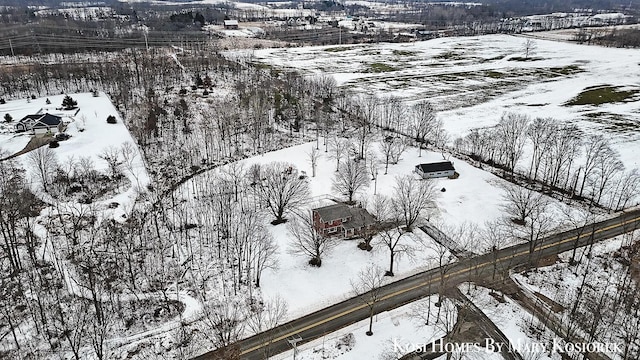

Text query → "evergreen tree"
[62,95,78,110]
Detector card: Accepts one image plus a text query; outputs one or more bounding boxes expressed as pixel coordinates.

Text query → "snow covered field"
[2,33,635,359]
[249,35,640,169]
[176,139,585,319]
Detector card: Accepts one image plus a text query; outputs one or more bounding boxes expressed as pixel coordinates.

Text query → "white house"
[415,161,456,179]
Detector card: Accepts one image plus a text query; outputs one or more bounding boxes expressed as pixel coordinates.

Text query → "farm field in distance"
[248,34,640,169]
[1,1,639,356]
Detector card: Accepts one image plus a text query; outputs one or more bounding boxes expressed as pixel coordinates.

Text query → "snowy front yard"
[271,295,458,360]
[174,138,586,320]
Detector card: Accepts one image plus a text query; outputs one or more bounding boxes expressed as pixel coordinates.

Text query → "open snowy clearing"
[176,139,586,318]
[249,34,640,169]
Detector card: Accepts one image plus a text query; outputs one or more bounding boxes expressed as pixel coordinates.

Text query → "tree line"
[453,113,639,212]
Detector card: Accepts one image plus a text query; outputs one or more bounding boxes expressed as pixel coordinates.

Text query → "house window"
[327,227,337,233]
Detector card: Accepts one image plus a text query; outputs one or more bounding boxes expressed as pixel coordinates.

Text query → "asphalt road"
[192,208,640,360]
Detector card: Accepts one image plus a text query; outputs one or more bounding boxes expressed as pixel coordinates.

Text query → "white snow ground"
[249,34,640,170]
[0,92,151,206]
[177,139,584,319]
[270,296,466,360]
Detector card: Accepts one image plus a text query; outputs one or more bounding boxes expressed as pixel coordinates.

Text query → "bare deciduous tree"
[591,152,624,205]
[409,100,437,157]
[332,158,370,203]
[392,175,437,231]
[245,295,288,359]
[500,183,549,225]
[560,207,598,265]
[527,117,556,180]
[578,134,610,198]
[251,228,278,288]
[258,162,310,224]
[428,235,456,307]
[542,124,582,190]
[480,219,514,284]
[522,38,537,59]
[611,169,640,211]
[365,149,380,194]
[379,135,406,175]
[221,162,246,203]
[328,136,349,171]
[411,296,457,336]
[351,264,386,335]
[379,95,404,131]
[27,146,58,192]
[246,295,288,333]
[351,94,379,159]
[200,299,245,349]
[375,198,412,277]
[288,212,336,267]
[522,201,554,254]
[99,146,123,179]
[496,112,529,176]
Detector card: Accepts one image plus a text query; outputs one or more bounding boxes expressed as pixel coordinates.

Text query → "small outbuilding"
[223,19,239,29]
[415,161,455,179]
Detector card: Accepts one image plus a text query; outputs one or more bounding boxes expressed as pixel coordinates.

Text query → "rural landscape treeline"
[0,0,639,359]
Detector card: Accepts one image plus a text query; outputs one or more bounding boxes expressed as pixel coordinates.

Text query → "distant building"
[415,161,456,179]
[312,203,376,238]
[15,113,63,136]
[224,19,239,29]
[286,17,309,27]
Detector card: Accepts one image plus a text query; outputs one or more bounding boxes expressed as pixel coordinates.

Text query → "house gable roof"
[313,203,352,222]
[19,113,62,127]
[37,113,62,126]
[416,161,455,173]
[342,207,376,230]
[21,114,42,121]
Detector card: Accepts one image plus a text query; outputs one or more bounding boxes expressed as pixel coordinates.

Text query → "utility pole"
[9,38,15,56]
[339,27,342,45]
[288,335,302,360]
